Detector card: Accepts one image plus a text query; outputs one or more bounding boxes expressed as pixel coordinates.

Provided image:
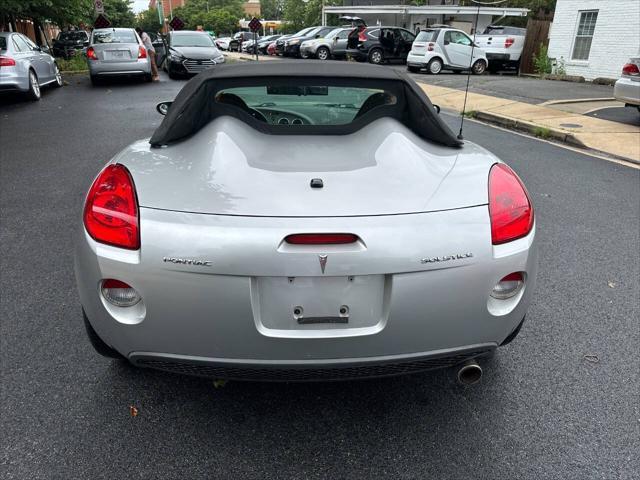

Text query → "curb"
[472,111,640,165]
[473,111,587,148]
[540,97,616,106]
[61,70,88,75]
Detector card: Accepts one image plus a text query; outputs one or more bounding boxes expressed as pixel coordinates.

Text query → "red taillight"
[427,42,435,51]
[86,47,97,60]
[488,163,534,245]
[84,164,140,250]
[0,56,16,66]
[504,37,515,48]
[622,63,640,76]
[138,46,147,59]
[285,233,359,245]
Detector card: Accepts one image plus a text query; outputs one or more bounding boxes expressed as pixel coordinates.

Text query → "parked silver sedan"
[75,62,537,384]
[86,28,152,84]
[0,32,63,100]
[613,57,640,112]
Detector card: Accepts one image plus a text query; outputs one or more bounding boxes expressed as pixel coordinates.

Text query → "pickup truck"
[474,25,526,73]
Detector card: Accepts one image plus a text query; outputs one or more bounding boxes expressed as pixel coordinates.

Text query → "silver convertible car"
[75,62,537,384]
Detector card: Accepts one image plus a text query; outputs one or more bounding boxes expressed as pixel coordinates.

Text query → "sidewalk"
[419,84,640,163]
[223,51,279,62]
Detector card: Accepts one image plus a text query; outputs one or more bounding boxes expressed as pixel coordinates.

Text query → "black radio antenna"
[458,0,508,140]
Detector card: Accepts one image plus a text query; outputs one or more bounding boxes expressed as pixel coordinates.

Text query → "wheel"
[427,57,443,74]
[83,310,124,359]
[144,73,153,82]
[407,65,419,73]
[368,48,383,65]
[167,63,178,80]
[316,46,330,61]
[26,70,41,100]
[472,59,487,75]
[300,50,310,59]
[53,63,63,87]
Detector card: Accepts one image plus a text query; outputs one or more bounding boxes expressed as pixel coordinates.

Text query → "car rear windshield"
[59,31,87,41]
[415,30,438,42]
[172,34,214,47]
[482,26,525,35]
[215,85,397,126]
[93,29,137,44]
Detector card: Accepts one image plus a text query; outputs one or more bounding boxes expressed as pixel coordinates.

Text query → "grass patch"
[56,55,87,72]
[463,110,478,118]
[533,126,552,139]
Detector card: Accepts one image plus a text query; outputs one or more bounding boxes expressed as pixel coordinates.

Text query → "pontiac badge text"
[163,257,212,266]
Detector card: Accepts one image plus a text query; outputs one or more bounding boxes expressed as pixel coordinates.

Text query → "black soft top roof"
[149,61,463,148]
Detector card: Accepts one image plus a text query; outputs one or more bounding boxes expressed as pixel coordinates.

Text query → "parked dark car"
[254,35,282,55]
[276,26,335,57]
[164,30,225,79]
[347,26,416,64]
[52,30,89,59]
[228,31,251,52]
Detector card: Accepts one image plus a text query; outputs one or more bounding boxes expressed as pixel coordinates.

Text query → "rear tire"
[472,59,487,75]
[26,70,41,100]
[368,48,384,65]
[83,310,125,360]
[53,64,63,87]
[316,46,330,61]
[427,57,443,74]
[89,74,100,86]
[144,73,152,82]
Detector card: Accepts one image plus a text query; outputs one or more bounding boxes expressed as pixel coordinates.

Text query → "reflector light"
[504,37,515,48]
[86,47,97,60]
[622,63,639,76]
[489,163,534,245]
[138,46,147,59]
[101,279,141,307]
[84,164,140,249]
[285,233,359,245]
[491,272,524,299]
[0,56,16,66]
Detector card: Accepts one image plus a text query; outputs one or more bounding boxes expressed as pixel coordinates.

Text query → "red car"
[267,41,277,56]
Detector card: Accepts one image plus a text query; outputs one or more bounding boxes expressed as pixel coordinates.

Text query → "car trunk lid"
[118,117,492,217]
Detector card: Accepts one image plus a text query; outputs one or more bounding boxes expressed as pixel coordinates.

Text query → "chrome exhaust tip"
[457,359,483,385]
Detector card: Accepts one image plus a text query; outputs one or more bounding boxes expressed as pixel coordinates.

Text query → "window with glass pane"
[572,10,598,60]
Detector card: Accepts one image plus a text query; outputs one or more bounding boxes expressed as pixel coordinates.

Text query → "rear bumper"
[88,59,151,76]
[0,71,28,92]
[76,205,538,375]
[614,77,640,106]
[407,52,431,67]
[129,344,496,381]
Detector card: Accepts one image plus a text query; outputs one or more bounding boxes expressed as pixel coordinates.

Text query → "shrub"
[533,43,552,75]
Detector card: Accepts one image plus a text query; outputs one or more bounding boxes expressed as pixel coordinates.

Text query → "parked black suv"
[276,25,335,57]
[52,30,89,59]
[347,26,415,64]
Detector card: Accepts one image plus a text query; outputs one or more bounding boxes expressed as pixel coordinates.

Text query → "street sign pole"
[248,17,262,62]
[255,30,258,61]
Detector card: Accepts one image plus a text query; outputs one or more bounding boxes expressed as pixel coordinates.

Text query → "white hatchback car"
[407,27,487,75]
[614,57,640,112]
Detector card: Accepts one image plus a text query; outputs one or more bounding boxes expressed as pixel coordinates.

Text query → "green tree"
[136,8,162,33]
[103,0,136,27]
[260,0,284,20]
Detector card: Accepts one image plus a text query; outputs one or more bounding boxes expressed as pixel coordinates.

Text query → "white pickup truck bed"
[474,25,526,73]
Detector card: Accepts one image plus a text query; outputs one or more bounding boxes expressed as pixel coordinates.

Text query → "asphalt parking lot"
[1,72,639,479]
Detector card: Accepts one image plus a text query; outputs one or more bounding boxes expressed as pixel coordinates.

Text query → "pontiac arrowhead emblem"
[318,255,328,274]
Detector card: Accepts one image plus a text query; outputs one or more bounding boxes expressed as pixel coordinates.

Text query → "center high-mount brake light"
[489,163,534,245]
[84,164,140,250]
[285,233,359,245]
[86,47,97,60]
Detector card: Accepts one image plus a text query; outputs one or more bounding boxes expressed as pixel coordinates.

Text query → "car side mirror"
[315,34,321,38]
[156,101,173,115]
[444,40,450,45]
[433,104,441,114]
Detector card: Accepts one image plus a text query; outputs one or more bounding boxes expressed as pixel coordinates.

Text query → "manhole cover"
[560,123,583,128]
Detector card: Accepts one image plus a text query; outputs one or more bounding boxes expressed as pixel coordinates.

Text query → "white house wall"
[547,0,640,80]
